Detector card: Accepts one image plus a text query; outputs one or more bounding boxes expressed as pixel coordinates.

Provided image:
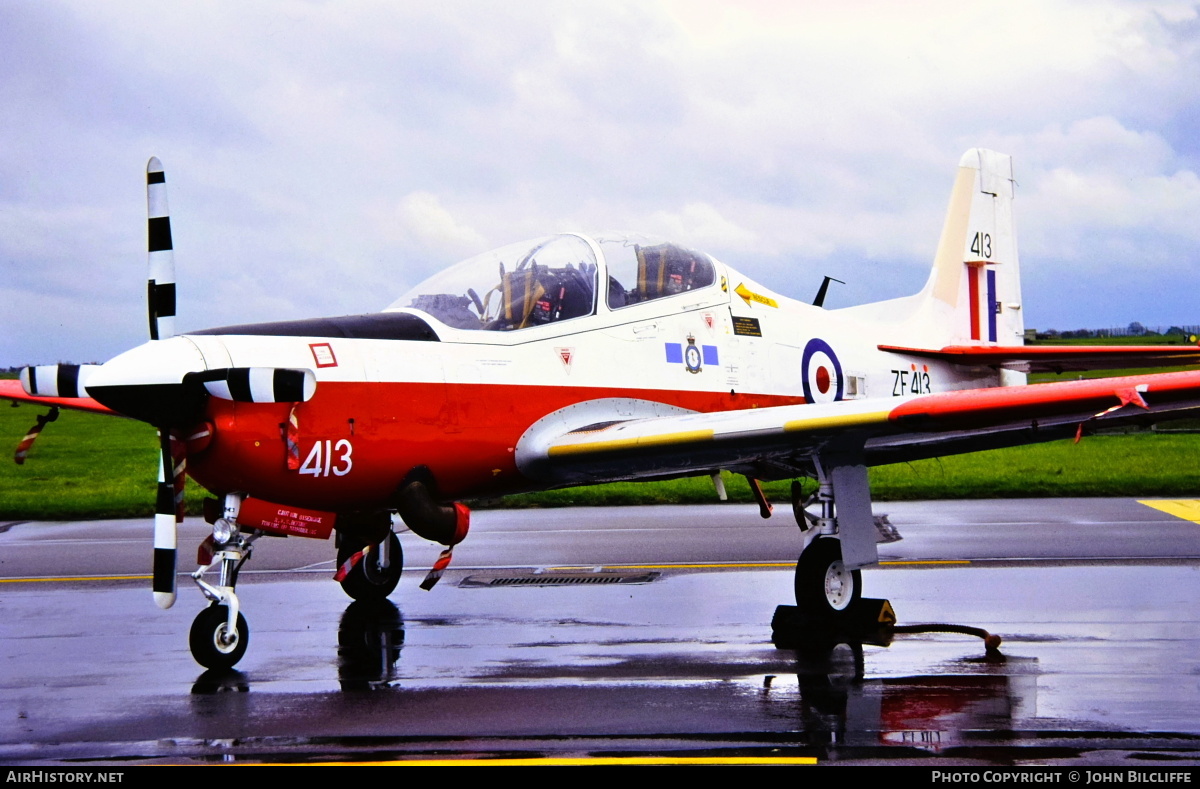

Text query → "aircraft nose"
[86,337,209,426]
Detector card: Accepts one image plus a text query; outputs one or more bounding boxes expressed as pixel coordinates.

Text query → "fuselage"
[87,232,1008,511]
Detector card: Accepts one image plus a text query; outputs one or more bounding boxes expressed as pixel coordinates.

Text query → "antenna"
[812,276,844,308]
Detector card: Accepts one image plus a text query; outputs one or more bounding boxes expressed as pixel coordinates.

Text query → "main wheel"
[338,532,403,601]
[795,538,861,617]
[189,604,249,670]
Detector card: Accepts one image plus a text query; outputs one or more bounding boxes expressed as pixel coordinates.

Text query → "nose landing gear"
[188,493,257,670]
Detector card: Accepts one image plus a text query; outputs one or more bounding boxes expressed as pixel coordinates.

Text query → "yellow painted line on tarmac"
[1139,499,1200,524]
[546,560,970,571]
[4,561,975,585]
[0,574,152,583]
[253,756,818,766]
[548,562,794,570]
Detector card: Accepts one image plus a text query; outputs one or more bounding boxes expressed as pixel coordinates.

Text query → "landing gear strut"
[789,450,877,620]
[189,493,256,669]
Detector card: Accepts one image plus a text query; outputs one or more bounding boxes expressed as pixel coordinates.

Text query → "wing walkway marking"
[1139,499,1200,524]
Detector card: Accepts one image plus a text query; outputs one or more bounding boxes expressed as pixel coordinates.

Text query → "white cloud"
[388,191,487,257]
[5,0,1200,362]
[646,202,758,250]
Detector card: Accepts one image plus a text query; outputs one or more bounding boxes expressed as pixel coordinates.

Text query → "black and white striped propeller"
[21,158,318,610]
[146,157,182,608]
[146,157,176,342]
[143,159,319,607]
[18,364,101,399]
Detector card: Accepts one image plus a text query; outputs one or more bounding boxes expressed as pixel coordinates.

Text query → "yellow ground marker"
[1139,499,1200,524]
[251,756,817,766]
[3,559,974,585]
[545,560,968,572]
[0,574,152,583]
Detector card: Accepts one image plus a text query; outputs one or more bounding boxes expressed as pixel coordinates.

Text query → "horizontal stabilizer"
[879,344,1200,374]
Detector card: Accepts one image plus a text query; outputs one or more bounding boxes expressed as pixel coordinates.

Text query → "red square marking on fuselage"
[310,342,338,368]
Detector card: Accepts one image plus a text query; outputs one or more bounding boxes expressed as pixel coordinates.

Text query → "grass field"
[2,402,1197,520]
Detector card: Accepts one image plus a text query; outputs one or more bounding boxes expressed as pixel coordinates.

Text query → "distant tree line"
[1033,323,1200,340]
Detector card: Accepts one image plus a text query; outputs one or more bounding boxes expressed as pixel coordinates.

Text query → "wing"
[515,371,1200,486]
[879,344,1200,373]
[0,378,117,416]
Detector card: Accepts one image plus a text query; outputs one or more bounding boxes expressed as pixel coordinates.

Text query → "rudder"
[922,149,1024,348]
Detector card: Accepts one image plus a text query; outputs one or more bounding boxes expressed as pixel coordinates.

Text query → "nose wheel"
[189,603,249,670]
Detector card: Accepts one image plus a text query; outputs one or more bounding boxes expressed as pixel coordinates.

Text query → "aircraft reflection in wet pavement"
[188,597,1036,761]
[8,149,1200,669]
[191,600,404,695]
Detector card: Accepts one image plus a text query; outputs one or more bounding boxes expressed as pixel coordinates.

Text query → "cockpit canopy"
[389,233,718,332]
[598,233,717,310]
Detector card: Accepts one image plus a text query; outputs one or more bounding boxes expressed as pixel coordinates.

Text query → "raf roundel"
[801,338,843,404]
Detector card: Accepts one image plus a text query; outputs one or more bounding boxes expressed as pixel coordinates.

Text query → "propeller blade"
[14,407,59,465]
[146,157,176,341]
[191,367,317,403]
[153,430,182,609]
[19,364,101,398]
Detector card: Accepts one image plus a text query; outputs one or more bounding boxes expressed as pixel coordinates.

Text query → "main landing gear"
[787,450,889,627]
[337,531,403,601]
[795,537,861,617]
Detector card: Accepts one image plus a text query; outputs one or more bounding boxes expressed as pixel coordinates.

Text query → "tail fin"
[917,149,1024,347]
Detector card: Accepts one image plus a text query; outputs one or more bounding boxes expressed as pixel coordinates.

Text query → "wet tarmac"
[1,499,1198,765]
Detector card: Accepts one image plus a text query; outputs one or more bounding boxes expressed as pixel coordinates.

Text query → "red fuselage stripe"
[186,381,806,510]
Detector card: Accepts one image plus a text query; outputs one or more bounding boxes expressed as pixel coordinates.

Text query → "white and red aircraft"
[6,149,1200,669]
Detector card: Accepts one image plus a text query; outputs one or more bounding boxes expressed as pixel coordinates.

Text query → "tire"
[795,538,861,617]
[338,532,403,601]
[189,604,249,670]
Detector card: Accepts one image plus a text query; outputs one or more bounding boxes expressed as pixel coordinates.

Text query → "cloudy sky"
[3,1,1200,365]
